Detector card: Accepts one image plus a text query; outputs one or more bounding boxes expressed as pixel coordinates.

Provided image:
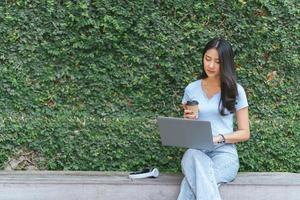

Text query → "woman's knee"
[213,156,239,183]
[181,149,207,167]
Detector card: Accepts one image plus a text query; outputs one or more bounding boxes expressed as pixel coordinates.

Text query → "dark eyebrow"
[205,55,219,60]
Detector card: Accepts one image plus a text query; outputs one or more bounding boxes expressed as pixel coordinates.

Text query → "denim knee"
[181,149,196,165]
[181,149,210,170]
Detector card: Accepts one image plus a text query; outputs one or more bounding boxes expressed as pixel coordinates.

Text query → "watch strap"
[218,134,226,144]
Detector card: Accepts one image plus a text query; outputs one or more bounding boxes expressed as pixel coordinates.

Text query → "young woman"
[177,38,250,200]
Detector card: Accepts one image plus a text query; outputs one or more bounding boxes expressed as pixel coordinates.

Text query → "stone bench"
[0,171,299,200]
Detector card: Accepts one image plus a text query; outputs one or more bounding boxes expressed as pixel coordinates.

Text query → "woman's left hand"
[213,135,222,144]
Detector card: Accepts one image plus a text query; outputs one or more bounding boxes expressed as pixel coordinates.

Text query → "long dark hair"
[199,37,237,116]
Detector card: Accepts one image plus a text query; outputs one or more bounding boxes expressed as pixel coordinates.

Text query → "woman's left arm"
[213,107,250,144]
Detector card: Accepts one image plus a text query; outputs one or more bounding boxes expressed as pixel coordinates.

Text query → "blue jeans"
[177,145,239,200]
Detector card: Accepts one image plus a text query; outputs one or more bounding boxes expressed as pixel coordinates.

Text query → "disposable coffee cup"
[186,100,199,119]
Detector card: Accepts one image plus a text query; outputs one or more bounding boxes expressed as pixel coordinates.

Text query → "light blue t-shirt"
[182,79,248,154]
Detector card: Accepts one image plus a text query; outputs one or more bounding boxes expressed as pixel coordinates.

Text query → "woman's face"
[203,48,221,79]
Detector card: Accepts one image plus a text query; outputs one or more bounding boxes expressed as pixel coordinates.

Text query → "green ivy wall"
[0,0,299,172]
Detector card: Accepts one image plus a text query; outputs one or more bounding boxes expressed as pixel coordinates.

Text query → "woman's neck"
[203,77,221,87]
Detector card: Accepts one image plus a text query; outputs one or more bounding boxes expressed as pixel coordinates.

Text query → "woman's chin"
[206,73,220,79]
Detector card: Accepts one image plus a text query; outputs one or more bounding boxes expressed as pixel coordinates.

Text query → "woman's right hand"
[184,109,197,119]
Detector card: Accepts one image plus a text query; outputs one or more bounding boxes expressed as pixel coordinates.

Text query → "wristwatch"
[218,134,226,144]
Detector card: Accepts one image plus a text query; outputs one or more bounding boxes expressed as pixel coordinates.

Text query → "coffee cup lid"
[186,100,199,106]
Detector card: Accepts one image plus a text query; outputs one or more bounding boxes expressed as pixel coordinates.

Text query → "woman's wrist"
[217,134,226,144]
[213,134,225,144]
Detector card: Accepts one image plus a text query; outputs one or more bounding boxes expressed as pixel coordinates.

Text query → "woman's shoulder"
[185,79,201,91]
[236,82,247,96]
[236,82,246,91]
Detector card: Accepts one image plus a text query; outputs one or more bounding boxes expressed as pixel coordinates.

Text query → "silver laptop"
[157,116,214,150]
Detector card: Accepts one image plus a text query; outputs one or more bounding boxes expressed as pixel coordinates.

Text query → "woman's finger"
[184,109,192,114]
[184,114,196,119]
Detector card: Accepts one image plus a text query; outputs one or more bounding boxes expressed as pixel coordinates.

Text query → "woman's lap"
[182,146,239,184]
